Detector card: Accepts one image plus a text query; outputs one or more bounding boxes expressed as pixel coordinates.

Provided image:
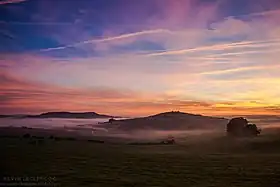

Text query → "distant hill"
[0,112,117,119]
[102,111,228,131]
[0,115,12,118]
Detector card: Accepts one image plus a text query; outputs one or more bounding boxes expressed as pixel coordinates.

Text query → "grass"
[2,132,280,187]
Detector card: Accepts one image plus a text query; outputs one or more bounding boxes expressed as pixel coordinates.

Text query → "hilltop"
[102,111,228,131]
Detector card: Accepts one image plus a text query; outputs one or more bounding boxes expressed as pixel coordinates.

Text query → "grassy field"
[2,129,280,187]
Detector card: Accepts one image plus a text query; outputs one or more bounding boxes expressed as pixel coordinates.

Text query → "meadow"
[2,127,280,187]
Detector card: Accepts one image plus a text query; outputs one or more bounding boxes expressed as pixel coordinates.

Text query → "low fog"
[1,117,280,143]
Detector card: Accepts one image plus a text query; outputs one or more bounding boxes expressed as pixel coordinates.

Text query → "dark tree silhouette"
[227,117,248,136]
[226,117,261,137]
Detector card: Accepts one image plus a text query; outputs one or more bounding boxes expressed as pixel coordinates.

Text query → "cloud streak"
[147,38,280,56]
[0,21,74,25]
[40,29,172,52]
[0,0,28,5]
[230,8,280,18]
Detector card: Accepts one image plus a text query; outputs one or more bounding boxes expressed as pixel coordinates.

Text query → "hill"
[102,111,228,131]
[0,115,11,118]
[0,112,116,119]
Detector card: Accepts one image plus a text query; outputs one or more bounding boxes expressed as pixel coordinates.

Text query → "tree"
[227,117,248,137]
[226,117,261,137]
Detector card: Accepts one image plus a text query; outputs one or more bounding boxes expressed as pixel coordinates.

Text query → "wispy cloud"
[39,7,280,56]
[231,8,280,18]
[40,29,171,52]
[0,0,28,5]
[0,21,74,25]
[146,38,280,56]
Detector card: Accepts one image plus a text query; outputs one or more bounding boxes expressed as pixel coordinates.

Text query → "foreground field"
[2,129,280,187]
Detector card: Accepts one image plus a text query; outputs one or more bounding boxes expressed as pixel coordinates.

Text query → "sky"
[0,0,280,117]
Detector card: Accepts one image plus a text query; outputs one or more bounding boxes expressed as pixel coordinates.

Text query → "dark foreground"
[2,127,280,187]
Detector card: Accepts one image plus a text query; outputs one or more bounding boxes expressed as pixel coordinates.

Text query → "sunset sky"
[0,0,280,117]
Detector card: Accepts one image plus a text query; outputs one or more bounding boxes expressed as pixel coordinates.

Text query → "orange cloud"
[1,70,280,117]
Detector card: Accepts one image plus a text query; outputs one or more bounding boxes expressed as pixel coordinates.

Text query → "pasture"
[2,128,280,187]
